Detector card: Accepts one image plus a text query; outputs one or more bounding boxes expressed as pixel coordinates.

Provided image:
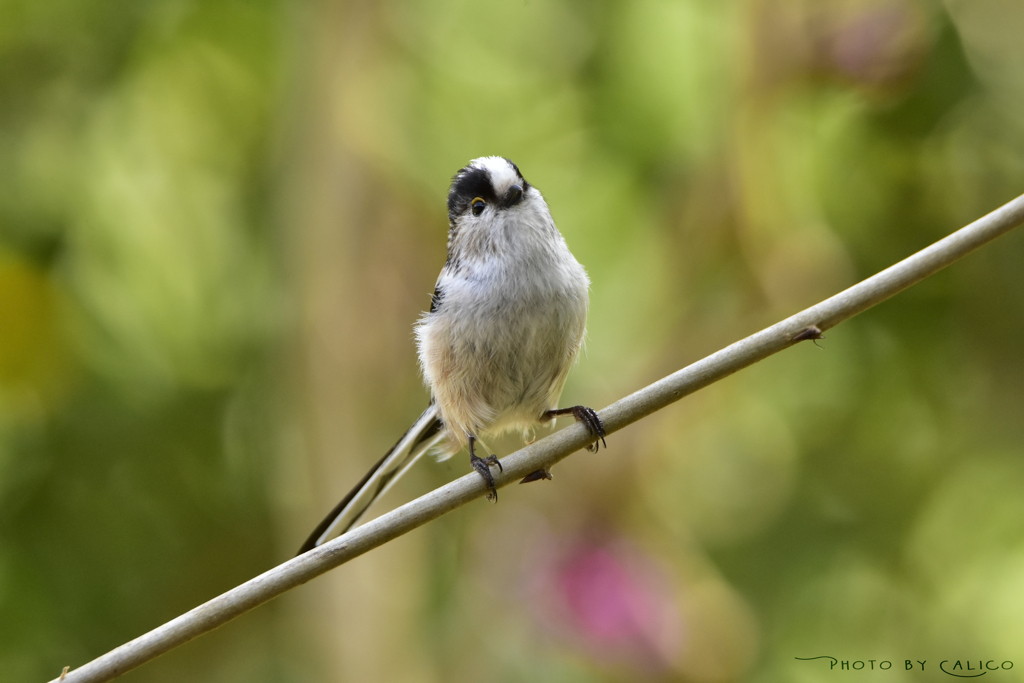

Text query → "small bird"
[298,157,605,554]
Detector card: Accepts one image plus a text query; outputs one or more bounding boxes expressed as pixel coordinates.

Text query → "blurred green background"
[2,0,1024,681]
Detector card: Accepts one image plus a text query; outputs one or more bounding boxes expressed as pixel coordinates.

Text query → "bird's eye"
[471,198,486,216]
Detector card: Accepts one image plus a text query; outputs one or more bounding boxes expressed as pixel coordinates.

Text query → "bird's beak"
[502,184,524,208]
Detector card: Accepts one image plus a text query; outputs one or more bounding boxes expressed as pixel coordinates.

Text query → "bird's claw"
[572,406,607,452]
[543,405,608,453]
[470,452,501,501]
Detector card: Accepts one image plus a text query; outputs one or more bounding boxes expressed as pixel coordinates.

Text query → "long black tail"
[297,405,443,555]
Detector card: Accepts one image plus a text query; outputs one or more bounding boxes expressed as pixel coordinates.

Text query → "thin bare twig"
[51,193,1024,683]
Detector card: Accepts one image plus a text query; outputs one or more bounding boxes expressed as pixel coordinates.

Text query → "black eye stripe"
[447,167,497,222]
[446,160,532,223]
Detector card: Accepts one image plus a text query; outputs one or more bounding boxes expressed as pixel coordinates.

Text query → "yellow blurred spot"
[0,251,75,417]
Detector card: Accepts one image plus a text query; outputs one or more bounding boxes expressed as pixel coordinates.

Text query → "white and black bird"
[298,157,605,554]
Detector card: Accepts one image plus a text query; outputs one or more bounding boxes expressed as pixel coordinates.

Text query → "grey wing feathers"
[297,404,443,554]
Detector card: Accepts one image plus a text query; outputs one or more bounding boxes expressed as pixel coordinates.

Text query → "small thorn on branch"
[792,325,825,348]
[520,468,553,484]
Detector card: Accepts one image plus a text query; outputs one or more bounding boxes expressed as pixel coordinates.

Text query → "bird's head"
[446,156,537,227]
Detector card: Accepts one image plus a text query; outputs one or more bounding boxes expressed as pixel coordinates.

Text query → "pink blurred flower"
[529,537,683,674]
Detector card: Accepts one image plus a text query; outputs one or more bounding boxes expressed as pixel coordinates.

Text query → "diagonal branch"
[51,193,1024,683]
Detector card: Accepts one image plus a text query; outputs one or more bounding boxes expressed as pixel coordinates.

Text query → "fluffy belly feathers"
[417,284,586,449]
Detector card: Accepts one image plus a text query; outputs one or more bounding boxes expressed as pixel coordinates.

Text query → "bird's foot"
[470,452,502,501]
[544,405,607,452]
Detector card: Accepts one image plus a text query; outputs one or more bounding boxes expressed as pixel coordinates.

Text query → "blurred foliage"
[2,0,1024,681]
